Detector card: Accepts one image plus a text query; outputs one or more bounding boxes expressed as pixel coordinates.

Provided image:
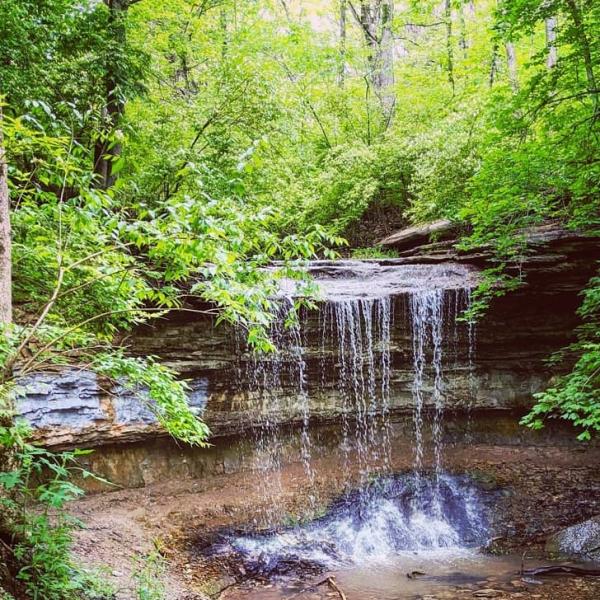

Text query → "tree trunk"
[95,0,128,189]
[338,0,347,87]
[459,1,468,58]
[564,0,598,116]
[489,42,499,87]
[279,0,292,22]
[357,1,396,127]
[378,0,396,125]
[505,41,518,92]
[545,17,558,69]
[444,0,456,94]
[220,7,230,58]
[0,105,11,326]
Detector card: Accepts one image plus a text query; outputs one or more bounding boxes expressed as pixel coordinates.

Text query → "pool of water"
[223,552,551,599]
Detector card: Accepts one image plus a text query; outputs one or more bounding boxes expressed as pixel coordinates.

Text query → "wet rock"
[473,589,503,598]
[13,224,600,492]
[546,515,600,561]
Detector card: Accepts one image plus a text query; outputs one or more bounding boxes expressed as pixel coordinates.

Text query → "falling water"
[230,261,484,562]
[239,297,311,525]
[286,307,315,497]
[329,297,394,484]
[466,288,478,441]
[410,289,446,488]
[219,473,491,574]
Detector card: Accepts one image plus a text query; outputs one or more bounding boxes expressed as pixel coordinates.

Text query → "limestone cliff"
[17,225,599,449]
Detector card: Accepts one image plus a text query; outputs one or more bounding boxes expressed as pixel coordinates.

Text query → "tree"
[350,0,396,126]
[94,0,142,189]
[0,104,10,325]
[444,0,456,94]
[563,0,598,116]
[338,0,348,87]
[545,16,558,68]
[505,41,518,91]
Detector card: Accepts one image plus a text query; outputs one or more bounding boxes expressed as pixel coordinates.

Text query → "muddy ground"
[68,440,600,599]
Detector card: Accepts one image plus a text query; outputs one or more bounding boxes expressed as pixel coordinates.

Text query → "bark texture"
[505,41,518,91]
[95,0,128,189]
[0,105,11,325]
[354,0,396,126]
[545,17,558,69]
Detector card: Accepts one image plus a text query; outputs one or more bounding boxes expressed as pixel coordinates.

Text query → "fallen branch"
[325,576,347,600]
[523,565,600,577]
[288,575,347,600]
[0,537,13,555]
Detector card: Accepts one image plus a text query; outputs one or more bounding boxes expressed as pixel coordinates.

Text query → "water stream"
[227,264,486,573]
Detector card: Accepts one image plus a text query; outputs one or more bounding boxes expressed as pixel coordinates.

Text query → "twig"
[0,537,14,555]
[288,575,347,600]
[326,576,347,600]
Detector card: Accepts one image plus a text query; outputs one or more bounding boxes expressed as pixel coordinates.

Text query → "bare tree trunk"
[444,0,456,94]
[378,0,396,124]
[505,41,518,91]
[355,1,396,127]
[0,105,11,326]
[220,6,230,58]
[338,0,347,87]
[489,42,499,87]
[95,0,128,189]
[564,0,598,116]
[545,17,558,69]
[458,2,468,58]
[279,0,292,22]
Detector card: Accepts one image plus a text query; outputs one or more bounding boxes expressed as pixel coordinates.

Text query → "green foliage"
[133,552,166,600]
[0,2,599,597]
[522,274,600,440]
[0,421,112,600]
[351,247,399,260]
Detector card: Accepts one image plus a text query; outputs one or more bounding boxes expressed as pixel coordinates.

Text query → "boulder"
[546,516,600,561]
[379,219,457,250]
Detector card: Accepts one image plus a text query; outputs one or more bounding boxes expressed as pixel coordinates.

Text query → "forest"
[0,1,599,599]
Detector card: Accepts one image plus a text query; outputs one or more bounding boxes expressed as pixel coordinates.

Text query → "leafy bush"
[522,275,600,440]
[133,552,166,600]
[0,421,113,600]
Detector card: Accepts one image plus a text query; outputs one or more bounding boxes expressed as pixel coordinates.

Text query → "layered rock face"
[17,226,600,449]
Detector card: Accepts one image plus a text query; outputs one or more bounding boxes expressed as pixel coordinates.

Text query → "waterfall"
[410,289,446,488]
[329,297,394,485]
[239,297,309,525]
[224,272,490,570]
[226,472,490,573]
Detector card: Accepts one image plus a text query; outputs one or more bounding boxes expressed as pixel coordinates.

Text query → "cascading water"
[239,297,310,525]
[410,289,447,515]
[227,474,490,575]
[229,262,485,569]
[327,296,394,484]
